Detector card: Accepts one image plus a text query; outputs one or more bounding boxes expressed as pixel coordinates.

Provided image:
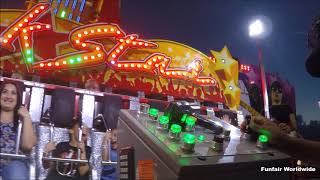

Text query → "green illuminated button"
[60,10,66,18]
[181,114,188,123]
[170,124,182,134]
[149,108,159,117]
[69,59,75,64]
[27,57,32,62]
[186,116,196,126]
[198,135,205,142]
[258,134,268,143]
[159,115,169,125]
[26,49,32,55]
[183,133,196,144]
[76,57,81,62]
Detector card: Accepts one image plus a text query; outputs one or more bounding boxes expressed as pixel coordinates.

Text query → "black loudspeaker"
[103,94,122,129]
[51,88,75,128]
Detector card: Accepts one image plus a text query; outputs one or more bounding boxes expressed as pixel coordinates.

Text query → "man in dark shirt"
[269,81,297,133]
[43,121,91,180]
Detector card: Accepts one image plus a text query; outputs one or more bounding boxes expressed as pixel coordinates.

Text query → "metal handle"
[15,120,23,154]
[49,123,54,158]
[77,126,83,160]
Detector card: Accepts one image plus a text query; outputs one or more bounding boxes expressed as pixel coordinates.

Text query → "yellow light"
[7,34,12,38]
[124,64,128,68]
[148,62,152,65]
[29,27,33,30]
[112,54,116,58]
[152,58,156,62]
[55,62,59,66]
[119,39,124,42]
[116,30,121,34]
[35,10,39,13]
[97,29,101,32]
[46,25,50,29]
[110,28,114,32]
[24,19,28,22]
[23,29,27,33]
[25,43,29,47]
[118,64,122,67]
[84,56,88,60]
[155,64,159,67]
[47,62,52,66]
[119,46,123,50]
[97,54,102,57]
[104,28,108,32]
[162,64,166,67]
[90,29,94,33]
[3,39,8,43]
[183,72,187,76]
[158,56,162,60]
[82,43,86,47]
[40,63,44,67]
[37,25,41,29]
[126,40,130,43]
[160,70,164,73]
[132,41,136,45]
[143,64,148,69]
[14,27,19,31]
[131,64,135,67]
[116,49,120,53]
[24,36,28,40]
[40,6,45,9]
[137,64,141,68]
[75,40,80,44]
[144,43,148,46]
[96,47,100,51]
[130,36,134,40]
[77,34,82,37]
[84,31,88,35]
[63,61,67,64]
[172,72,176,75]
[201,80,205,83]
[91,55,95,59]
[138,42,143,45]
[18,23,23,27]
[29,14,33,18]
[177,72,181,76]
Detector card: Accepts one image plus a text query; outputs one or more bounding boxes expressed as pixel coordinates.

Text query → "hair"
[270,81,282,91]
[0,81,23,131]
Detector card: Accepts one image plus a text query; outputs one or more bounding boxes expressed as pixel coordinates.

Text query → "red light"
[40,63,44,67]
[46,25,50,29]
[37,25,41,29]
[48,62,52,67]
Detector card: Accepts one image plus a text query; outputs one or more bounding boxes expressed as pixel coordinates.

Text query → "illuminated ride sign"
[0,3,216,87]
[0,3,241,109]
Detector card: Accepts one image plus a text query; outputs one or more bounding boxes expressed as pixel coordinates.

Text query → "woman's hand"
[18,106,31,120]
[44,141,56,154]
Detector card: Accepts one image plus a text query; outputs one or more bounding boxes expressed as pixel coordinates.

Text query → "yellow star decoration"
[222,79,241,110]
[211,46,240,110]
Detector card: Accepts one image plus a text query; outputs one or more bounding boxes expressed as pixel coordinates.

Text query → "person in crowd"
[101,129,118,180]
[10,72,24,80]
[0,81,37,180]
[250,116,320,166]
[43,121,91,180]
[85,79,100,91]
[269,81,297,134]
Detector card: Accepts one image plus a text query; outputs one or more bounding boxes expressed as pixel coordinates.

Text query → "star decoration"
[222,79,241,110]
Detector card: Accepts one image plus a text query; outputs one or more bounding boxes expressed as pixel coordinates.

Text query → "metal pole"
[49,123,54,158]
[77,125,83,160]
[258,46,270,118]
[15,120,23,154]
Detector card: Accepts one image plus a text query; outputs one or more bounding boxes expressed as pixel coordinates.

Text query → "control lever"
[189,112,223,134]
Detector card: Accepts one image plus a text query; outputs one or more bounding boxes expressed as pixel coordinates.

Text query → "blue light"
[68,12,73,20]
[72,0,78,10]
[79,0,86,12]
[57,0,62,4]
[54,8,58,15]
[76,16,81,22]
[64,0,70,7]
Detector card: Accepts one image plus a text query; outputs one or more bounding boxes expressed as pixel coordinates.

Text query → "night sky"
[120,0,320,122]
[1,0,319,122]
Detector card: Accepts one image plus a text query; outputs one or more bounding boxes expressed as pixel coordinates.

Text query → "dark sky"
[120,0,320,122]
[1,0,319,122]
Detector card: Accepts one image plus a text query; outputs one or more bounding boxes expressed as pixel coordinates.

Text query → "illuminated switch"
[148,108,159,121]
[181,133,196,153]
[168,124,182,140]
[185,116,196,132]
[257,134,268,149]
[157,115,169,130]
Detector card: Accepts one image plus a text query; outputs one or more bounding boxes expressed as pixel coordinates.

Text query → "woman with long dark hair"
[0,81,37,180]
